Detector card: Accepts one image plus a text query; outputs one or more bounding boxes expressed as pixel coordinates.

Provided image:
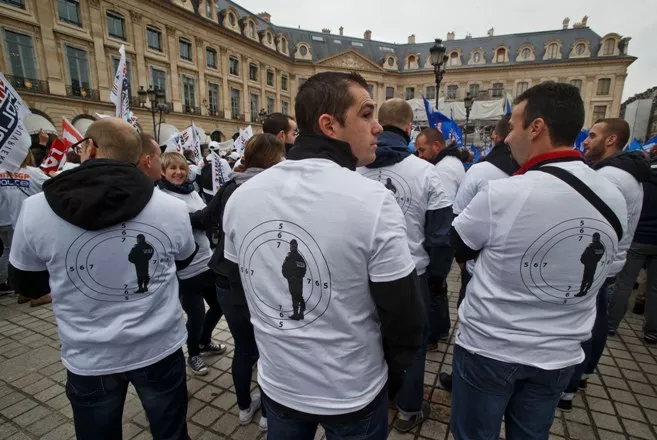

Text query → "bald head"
[83,118,141,163]
[378,98,414,132]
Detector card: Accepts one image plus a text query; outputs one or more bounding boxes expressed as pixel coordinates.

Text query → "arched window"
[603,39,615,56]
[547,43,558,59]
[473,52,481,63]
[449,51,459,66]
[576,43,586,55]
[496,48,506,63]
[299,45,308,56]
[228,12,236,26]
[408,55,415,68]
[248,21,255,39]
[521,48,531,59]
[387,57,395,67]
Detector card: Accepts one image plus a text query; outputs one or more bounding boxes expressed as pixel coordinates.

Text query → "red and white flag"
[40,138,68,174]
[62,117,83,151]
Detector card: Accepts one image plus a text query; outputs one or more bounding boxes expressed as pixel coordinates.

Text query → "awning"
[23,113,58,136]
[409,94,513,124]
[155,123,180,144]
[72,117,95,136]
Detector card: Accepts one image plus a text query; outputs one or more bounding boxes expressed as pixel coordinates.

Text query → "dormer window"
[496,48,506,63]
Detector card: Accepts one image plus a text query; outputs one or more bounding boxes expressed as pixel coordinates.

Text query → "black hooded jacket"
[481,142,520,176]
[593,151,652,183]
[634,157,657,245]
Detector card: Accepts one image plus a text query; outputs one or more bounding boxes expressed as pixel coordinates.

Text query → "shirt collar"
[514,149,583,175]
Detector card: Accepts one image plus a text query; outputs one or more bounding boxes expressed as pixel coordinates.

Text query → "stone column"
[195,36,206,115]
[131,11,148,93]
[34,0,66,95]
[88,1,109,99]
[165,25,181,112]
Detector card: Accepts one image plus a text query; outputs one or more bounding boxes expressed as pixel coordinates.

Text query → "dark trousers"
[66,349,189,440]
[457,268,472,308]
[179,270,223,357]
[428,275,450,344]
[216,286,265,415]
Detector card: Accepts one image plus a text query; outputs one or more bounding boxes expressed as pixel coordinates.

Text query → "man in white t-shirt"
[358,99,452,432]
[9,118,197,440]
[449,82,628,439]
[223,72,424,439]
[415,128,465,203]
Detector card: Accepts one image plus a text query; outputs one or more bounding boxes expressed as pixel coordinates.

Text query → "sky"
[238,0,656,101]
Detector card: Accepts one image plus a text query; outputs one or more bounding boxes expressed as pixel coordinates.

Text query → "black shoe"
[288,314,300,320]
[557,398,573,412]
[574,292,586,298]
[393,401,430,432]
[199,342,227,356]
[608,328,617,337]
[578,379,588,390]
[134,288,146,293]
[633,300,646,315]
[0,282,12,295]
[439,372,453,392]
[644,334,657,345]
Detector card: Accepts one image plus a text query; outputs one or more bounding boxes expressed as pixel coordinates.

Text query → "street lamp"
[463,91,474,147]
[258,108,267,123]
[429,38,449,109]
[138,85,169,143]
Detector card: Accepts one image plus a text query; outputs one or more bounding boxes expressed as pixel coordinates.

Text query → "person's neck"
[594,147,622,165]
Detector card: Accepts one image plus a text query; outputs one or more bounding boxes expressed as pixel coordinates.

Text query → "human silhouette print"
[576,232,605,297]
[128,234,154,293]
[281,239,307,320]
[384,177,397,194]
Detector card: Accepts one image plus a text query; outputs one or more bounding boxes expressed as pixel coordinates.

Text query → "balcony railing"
[208,108,220,117]
[5,75,49,94]
[66,85,100,101]
[183,105,201,115]
[231,112,245,121]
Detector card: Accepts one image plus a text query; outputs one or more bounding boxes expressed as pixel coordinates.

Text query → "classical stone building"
[0,0,636,142]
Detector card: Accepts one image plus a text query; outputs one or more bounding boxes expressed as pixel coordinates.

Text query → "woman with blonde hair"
[158,152,226,375]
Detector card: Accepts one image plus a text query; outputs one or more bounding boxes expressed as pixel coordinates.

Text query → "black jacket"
[634,157,657,245]
[593,151,651,182]
[481,142,520,176]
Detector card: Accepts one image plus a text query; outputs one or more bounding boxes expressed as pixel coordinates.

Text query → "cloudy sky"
[238,0,655,101]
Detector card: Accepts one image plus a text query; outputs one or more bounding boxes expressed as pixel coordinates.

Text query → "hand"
[38,129,49,146]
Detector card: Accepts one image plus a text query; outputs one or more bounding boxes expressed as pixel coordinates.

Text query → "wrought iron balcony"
[208,108,220,117]
[5,75,49,94]
[183,105,201,115]
[231,112,245,121]
[65,85,99,101]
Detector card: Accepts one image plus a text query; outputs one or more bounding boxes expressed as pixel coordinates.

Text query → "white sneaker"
[238,393,261,425]
[259,416,268,432]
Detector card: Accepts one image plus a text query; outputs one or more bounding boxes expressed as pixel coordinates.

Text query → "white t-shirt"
[9,190,195,376]
[597,166,644,276]
[0,166,49,227]
[223,158,414,416]
[453,161,627,370]
[159,189,212,280]
[358,156,451,275]
[434,155,465,203]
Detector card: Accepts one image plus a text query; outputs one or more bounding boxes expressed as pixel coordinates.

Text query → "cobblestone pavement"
[1,269,657,439]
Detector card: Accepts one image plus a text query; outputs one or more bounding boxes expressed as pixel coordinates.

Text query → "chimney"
[446,31,455,41]
[408,34,415,44]
[487,27,494,37]
[581,15,588,27]
[562,17,570,29]
[339,26,344,36]
[322,28,331,34]
[364,29,371,40]
[257,12,271,22]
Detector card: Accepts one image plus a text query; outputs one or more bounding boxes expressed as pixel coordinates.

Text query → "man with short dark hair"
[263,112,297,154]
[414,127,465,203]
[223,72,424,439]
[358,98,452,432]
[137,133,162,182]
[449,82,627,439]
[9,117,198,440]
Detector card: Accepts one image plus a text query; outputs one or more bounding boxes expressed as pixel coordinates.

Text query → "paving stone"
[212,412,239,436]
[615,402,647,423]
[0,346,61,382]
[0,398,37,419]
[587,384,610,399]
[419,419,449,439]
[27,412,67,437]
[40,422,75,440]
[212,391,238,410]
[565,408,591,425]
[620,419,655,439]
[624,369,650,383]
[591,412,624,433]
[13,404,53,427]
[566,421,597,439]
[33,384,65,402]
[629,381,657,397]
[194,384,223,403]
[609,388,639,405]
[637,394,657,410]
[588,396,616,415]
[232,423,263,440]
[0,392,26,411]
[191,405,222,427]
[597,429,629,440]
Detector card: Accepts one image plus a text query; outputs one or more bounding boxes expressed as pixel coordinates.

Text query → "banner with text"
[0,73,32,172]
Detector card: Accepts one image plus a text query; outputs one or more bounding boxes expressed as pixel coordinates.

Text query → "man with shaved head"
[358,98,452,433]
[137,133,162,182]
[9,117,197,439]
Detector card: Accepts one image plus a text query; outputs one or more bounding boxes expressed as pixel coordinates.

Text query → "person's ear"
[405,122,413,135]
[318,114,336,138]
[277,130,286,141]
[529,118,546,141]
[86,139,98,159]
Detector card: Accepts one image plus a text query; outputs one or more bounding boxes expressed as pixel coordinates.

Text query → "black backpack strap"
[539,166,623,241]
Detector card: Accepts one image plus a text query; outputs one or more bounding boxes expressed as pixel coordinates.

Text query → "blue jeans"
[451,346,574,440]
[216,286,264,415]
[65,349,189,440]
[396,272,430,416]
[565,277,613,393]
[263,391,388,440]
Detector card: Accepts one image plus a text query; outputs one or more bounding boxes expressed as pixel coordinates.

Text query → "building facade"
[0,0,636,142]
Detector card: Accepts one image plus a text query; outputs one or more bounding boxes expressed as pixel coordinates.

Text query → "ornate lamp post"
[463,92,474,147]
[138,85,168,143]
[258,108,268,123]
[429,38,448,109]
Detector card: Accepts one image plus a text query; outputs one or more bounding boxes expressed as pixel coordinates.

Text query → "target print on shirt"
[360,169,412,214]
[520,218,614,305]
[65,221,173,302]
[238,220,331,330]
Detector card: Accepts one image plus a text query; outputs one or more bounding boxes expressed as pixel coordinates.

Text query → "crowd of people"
[1,70,656,440]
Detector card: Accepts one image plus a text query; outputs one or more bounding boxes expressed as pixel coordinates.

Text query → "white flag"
[95,113,112,119]
[0,73,32,171]
[110,45,131,125]
[233,125,254,157]
[164,131,185,154]
[182,122,203,165]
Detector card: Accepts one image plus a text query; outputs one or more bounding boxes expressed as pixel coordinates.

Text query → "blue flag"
[626,138,643,151]
[643,135,657,151]
[505,98,512,116]
[573,130,588,154]
[423,97,451,128]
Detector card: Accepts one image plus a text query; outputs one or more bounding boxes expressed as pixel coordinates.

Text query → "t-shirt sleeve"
[9,200,47,271]
[368,192,415,282]
[223,195,238,263]
[452,184,492,251]
[427,167,452,211]
[453,170,479,215]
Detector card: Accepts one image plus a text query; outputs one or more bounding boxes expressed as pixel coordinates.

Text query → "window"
[1,0,25,9]
[597,78,611,95]
[267,33,272,44]
[182,76,195,109]
[299,45,308,56]
[521,48,530,59]
[469,84,480,98]
[228,12,236,27]
[282,100,289,115]
[248,21,255,39]
[407,55,415,68]
[281,75,288,91]
[107,12,126,40]
[147,27,162,52]
[205,0,213,18]
[570,79,583,91]
[380,46,394,52]
[492,82,504,98]
[229,56,239,76]
[387,57,395,67]
[249,63,258,82]
[267,96,275,115]
[57,0,81,25]
[334,39,342,44]
[150,67,167,98]
[449,52,459,66]
[281,39,288,53]
[546,43,558,59]
[405,87,415,100]
[208,83,219,115]
[206,48,217,68]
[312,36,324,42]
[386,87,394,99]
[516,81,528,96]
[496,48,506,63]
[351,42,363,47]
[473,52,481,63]
[231,88,240,117]
[593,105,607,121]
[266,70,274,86]
[603,39,615,56]
[250,93,259,122]
[111,56,132,97]
[426,86,436,100]
[4,30,37,80]
[65,45,90,93]
[179,39,192,61]
[576,43,586,55]
[446,85,458,100]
